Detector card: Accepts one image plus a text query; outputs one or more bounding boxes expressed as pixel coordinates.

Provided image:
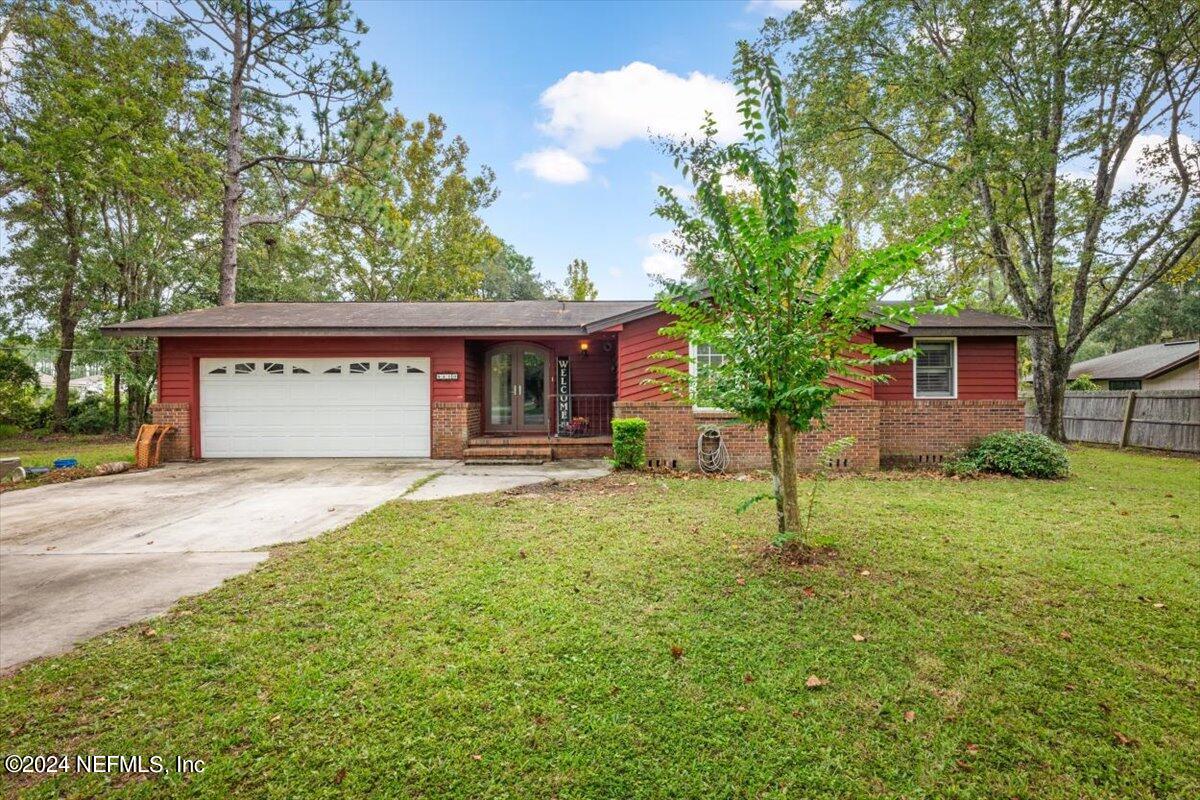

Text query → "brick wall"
[614,401,881,471]
[149,402,192,461]
[879,400,1025,466]
[432,401,480,459]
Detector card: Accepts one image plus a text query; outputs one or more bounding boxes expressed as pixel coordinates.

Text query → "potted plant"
[565,416,590,436]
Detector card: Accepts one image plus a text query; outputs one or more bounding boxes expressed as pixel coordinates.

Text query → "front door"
[486,345,549,433]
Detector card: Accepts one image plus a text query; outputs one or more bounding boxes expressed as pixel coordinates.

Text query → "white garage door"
[199,357,431,457]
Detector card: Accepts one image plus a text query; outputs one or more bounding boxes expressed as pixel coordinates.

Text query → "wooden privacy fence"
[1026,390,1200,453]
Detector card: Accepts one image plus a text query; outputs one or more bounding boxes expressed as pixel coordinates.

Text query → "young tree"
[565,258,598,301]
[654,44,954,546]
[147,0,392,306]
[767,0,1200,439]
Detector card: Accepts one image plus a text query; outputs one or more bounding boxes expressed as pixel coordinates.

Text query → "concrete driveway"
[0,458,608,670]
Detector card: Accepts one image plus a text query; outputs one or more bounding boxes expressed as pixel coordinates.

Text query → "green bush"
[941,456,982,479]
[950,431,1070,479]
[611,417,648,470]
[65,394,113,434]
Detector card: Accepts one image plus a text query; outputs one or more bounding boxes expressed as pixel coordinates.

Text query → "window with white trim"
[913,339,956,398]
[689,342,727,411]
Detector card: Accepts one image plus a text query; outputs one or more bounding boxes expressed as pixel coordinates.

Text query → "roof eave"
[101,325,598,339]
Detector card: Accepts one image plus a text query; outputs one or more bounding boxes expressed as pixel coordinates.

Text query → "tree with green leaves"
[146,0,393,306]
[565,258,598,301]
[766,0,1200,440]
[479,243,556,300]
[318,112,505,301]
[1,0,202,430]
[654,44,954,547]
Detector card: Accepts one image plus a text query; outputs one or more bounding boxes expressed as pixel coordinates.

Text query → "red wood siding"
[617,312,687,402]
[874,334,1018,400]
[615,313,876,402]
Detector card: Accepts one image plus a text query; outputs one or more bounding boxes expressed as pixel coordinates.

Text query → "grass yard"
[1,447,1197,798]
[0,434,135,491]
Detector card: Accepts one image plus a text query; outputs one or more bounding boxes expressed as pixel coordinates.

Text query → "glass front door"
[486,345,549,432]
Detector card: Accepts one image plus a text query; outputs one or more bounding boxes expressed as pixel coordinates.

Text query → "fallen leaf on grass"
[904,710,916,723]
[333,768,346,785]
[471,754,482,761]
[859,569,871,576]
[955,759,973,771]
[852,634,866,643]
[1152,602,1165,609]
[1059,630,1073,642]
[965,743,980,753]
[805,675,825,689]
[670,645,684,661]
[743,673,754,684]
[735,576,746,586]
[142,628,157,638]
[1113,731,1137,748]
[802,586,816,598]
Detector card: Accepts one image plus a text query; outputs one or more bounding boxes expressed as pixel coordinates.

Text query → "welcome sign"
[557,356,571,432]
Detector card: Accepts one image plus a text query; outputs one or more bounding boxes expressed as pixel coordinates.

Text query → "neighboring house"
[37,373,106,397]
[1069,340,1199,391]
[102,301,1041,469]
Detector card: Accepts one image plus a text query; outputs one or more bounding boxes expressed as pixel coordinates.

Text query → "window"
[291,366,310,374]
[263,362,284,374]
[406,366,425,374]
[234,362,256,374]
[1108,379,1141,391]
[349,361,370,374]
[323,366,342,374]
[207,366,227,375]
[689,342,728,411]
[378,361,399,374]
[913,339,956,398]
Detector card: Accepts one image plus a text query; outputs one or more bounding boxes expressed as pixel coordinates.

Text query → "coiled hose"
[697,427,730,474]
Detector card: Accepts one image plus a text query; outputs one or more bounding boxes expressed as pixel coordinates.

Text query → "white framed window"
[913,338,957,398]
[689,342,728,412]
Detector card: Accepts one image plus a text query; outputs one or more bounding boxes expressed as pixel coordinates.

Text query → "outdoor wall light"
[580,341,590,356]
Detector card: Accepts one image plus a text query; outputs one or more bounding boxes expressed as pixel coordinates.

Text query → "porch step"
[463,435,613,463]
[462,444,551,464]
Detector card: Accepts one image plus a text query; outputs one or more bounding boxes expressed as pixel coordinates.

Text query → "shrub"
[941,456,982,479]
[611,417,648,470]
[65,394,113,434]
[959,431,1070,479]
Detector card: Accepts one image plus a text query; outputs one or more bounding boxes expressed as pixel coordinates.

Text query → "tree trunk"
[1029,330,1069,442]
[52,205,82,432]
[217,11,246,307]
[112,372,121,433]
[767,410,803,542]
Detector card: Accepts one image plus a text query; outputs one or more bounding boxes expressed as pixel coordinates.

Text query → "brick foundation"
[878,400,1025,467]
[432,401,480,459]
[149,402,192,462]
[614,401,881,471]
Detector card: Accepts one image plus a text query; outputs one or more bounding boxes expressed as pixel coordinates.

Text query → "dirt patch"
[0,466,138,494]
[757,540,840,569]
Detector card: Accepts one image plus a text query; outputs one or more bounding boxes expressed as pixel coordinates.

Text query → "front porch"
[460,333,618,462]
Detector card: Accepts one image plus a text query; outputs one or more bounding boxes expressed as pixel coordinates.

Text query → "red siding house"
[103,301,1040,469]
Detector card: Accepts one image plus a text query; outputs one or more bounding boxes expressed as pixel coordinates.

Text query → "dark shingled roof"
[101,300,1042,338]
[102,301,656,337]
[1069,340,1199,381]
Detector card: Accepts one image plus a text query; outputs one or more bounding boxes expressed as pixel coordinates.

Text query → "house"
[102,301,1041,469]
[1069,340,1199,391]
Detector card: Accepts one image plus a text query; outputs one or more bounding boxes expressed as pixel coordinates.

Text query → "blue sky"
[354,0,796,299]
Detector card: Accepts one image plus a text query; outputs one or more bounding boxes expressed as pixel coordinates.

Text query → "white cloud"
[517,62,739,184]
[514,148,590,184]
[641,232,687,281]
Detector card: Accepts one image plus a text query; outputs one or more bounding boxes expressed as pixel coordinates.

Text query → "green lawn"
[0,434,135,490]
[1,447,1197,798]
